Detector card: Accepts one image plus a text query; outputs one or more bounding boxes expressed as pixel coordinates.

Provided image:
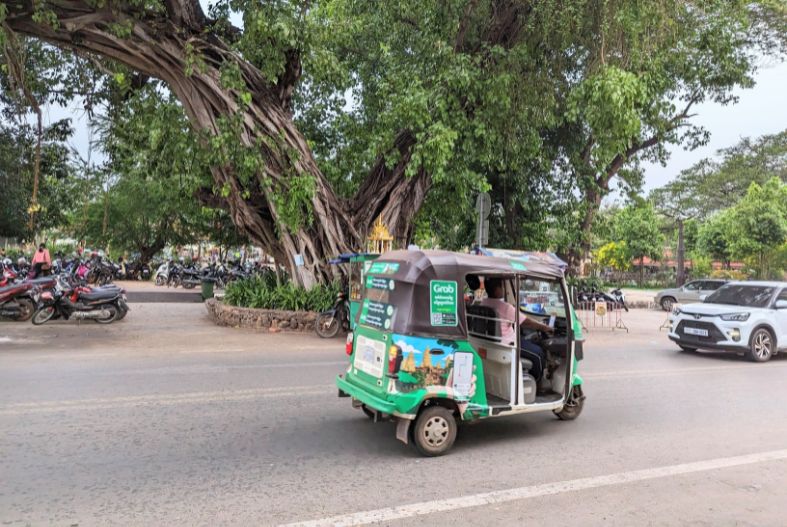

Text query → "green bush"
[224,274,341,312]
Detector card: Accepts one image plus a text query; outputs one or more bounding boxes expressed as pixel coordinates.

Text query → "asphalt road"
[2,303,786,526]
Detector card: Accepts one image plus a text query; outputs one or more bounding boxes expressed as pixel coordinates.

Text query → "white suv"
[668,281,787,362]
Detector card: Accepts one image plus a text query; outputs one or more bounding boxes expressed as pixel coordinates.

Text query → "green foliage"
[723,178,787,278]
[688,252,712,279]
[0,119,83,240]
[224,273,341,312]
[595,241,631,271]
[72,85,211,258]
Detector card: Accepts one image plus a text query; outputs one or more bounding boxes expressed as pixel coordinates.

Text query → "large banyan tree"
[2,1,784,284]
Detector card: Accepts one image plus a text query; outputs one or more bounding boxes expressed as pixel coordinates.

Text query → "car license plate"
[684,327,708,337]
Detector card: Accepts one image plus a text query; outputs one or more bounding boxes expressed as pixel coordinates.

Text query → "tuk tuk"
[336,250,585,456]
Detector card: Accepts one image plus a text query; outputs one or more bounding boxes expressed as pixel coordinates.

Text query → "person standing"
[31,243,51,278]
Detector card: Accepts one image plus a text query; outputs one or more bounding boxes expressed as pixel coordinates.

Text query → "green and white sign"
[359,299,395,330]
[368,261,400,275]
[365,275,395,291]
[429,280,458,327]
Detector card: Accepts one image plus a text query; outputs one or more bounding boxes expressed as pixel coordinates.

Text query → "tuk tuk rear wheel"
[555,385,584,421]
[413,406,457,457]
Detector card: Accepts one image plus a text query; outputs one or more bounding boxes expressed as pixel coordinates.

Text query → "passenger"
[480,277,553,381]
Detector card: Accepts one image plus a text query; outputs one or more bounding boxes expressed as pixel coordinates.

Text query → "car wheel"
[413,406,457,457]
[679,345,697,353]
[748,328,774,363]
[660,296,676,311]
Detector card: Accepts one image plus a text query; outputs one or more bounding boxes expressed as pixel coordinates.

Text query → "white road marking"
[0,384,335,416]
[282,449,787,527]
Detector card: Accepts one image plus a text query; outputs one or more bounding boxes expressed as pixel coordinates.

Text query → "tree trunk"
[676,219,686,286]
[639,255,645,286]
[5,2,429,286]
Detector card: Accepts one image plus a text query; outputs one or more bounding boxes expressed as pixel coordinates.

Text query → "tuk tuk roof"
[328,252,379,265]
[367,249,565,284]
[473,247,568,271]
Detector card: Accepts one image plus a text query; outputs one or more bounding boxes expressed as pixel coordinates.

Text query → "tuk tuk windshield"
[519,279,565,318]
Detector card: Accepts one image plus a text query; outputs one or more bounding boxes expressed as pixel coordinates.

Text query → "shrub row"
[223,274,340,312]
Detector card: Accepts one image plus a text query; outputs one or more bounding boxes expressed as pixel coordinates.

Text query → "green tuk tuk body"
[336,250,585,456]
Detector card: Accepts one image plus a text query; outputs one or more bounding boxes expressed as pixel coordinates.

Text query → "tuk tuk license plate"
[353,335,386,378]
[684,327,708,337]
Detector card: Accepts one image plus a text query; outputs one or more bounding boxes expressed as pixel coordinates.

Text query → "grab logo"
[432,283,455,294]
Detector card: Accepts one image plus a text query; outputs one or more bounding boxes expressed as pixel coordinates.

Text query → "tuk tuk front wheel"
[413,406,457,457]
[555,385,585,421]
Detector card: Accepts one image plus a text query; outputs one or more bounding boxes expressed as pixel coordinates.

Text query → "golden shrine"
[367,215,394,254]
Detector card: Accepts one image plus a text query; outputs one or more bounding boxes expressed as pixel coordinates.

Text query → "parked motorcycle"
[315,291,350,338]
[0,281,37,321]
[31,275,128,325]
[576,287,628,312]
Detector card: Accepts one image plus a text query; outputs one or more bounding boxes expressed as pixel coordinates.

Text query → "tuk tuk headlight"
[720,312,749,322]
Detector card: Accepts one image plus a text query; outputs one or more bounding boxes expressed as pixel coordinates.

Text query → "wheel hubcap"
[423,416,449,447]
[754,332,771,358]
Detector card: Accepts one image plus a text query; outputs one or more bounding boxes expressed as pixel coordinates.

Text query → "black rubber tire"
[660,297,676,311]
[32,306,56,325]
[155,276,165,286]
[315,313,340,338]
[748,328,775,363]
[361,405,376,420]
[14,298,35,321]
[412,406,457,457]
[555,385,585,421]
[115,304,128,321]
[95,305,118,324]
[679,345,697,353]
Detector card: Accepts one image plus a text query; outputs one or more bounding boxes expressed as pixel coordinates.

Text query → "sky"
[42,54,786,193]
[640,59,787,192]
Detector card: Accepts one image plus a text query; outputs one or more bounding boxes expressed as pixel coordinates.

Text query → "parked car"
[667,281,787,362]
[655,279,727,311]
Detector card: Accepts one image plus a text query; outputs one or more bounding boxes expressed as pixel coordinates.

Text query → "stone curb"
[204,298,318,332]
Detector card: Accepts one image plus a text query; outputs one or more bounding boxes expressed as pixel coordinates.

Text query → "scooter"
[31,276,127,325]
[154,261,170,286]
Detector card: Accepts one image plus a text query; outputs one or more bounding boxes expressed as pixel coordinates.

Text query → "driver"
[480,277,553,380]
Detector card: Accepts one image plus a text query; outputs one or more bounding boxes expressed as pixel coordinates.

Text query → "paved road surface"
[1,304,786,526]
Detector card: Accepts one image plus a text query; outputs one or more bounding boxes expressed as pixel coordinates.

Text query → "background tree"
[723,178,787,278]
[0,118,81,240]
[607,202,665,285]
[73,87,208,262]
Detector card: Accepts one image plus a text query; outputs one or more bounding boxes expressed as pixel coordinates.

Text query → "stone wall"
[205,298,318,332]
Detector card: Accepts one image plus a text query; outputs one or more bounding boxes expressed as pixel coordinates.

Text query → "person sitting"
[480,277,552,380]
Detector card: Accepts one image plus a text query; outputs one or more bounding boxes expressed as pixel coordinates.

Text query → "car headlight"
[672,306,682,316]
[720,312,750,322]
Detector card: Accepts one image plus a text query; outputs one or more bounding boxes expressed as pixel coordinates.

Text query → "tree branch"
[164,0,207,32]
[455,0,480,52]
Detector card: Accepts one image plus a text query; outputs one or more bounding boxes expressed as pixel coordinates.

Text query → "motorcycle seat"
[80,290,119,301]
[0,282,32,296]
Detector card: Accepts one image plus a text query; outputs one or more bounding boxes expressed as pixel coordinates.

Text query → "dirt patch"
[205,298,318,332]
